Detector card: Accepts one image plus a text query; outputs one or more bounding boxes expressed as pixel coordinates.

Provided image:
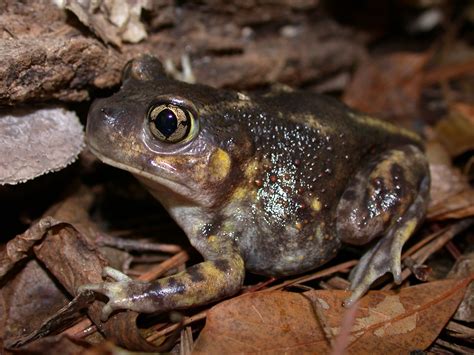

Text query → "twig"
[266,260,357,291]
[138,250,189,281]
[146,311,207,342]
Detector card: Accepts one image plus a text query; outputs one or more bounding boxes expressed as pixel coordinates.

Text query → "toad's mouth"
[87,143,193,199]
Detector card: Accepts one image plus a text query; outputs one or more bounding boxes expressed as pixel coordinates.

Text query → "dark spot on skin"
[294,159,301,166]
[167,277,186,294]
[343,189,356,201]
[188,266,206,282]
[199,222,220,239]
[213,259,230,273]
[270,175,277,183]
[143,282,166,306]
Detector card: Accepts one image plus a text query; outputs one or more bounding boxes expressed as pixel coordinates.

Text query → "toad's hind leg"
[336,145,430,306]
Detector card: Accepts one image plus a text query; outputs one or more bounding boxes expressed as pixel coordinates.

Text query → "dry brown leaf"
[193,291,330,354]
[448,253,474,322]
[0,187,164,351]
[426,139,471,209]
[1,260,69,345]
[6,334,91,354]
[193,278,472,354]
[428,189,474,220]
[435,102,474,157]
[309,278,472,354]
[343,52,428,120]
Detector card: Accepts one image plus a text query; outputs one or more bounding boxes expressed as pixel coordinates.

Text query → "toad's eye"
[148,104,194,143]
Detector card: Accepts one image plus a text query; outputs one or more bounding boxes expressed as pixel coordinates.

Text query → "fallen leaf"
[6,334,91,354]
[310,278,472,354]
[427,189,474,220]
[435,102,474,157]
[343,52,428,121]
[1,260,69,345]
[0,187,164,352]
[0,107,84,185]
[426,139,471,209]
[448,253,474,322]
[193,278,472,354]
[193,291,330,354]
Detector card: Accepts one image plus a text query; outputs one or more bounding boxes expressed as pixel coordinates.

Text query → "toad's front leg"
[336,144,430,306]
[79,238,245,320]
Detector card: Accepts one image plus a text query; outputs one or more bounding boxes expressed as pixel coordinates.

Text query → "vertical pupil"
[155,109,178,137]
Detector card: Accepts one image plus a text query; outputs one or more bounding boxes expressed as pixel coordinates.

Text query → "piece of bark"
[131,17,365,90]
[0,0,366,105]
[0,1,124,105]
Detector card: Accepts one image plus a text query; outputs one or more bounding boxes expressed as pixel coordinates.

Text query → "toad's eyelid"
[147,96,198,117]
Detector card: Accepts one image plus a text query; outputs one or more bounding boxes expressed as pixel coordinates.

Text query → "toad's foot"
[79,254,245,321]
[78,267,139,320]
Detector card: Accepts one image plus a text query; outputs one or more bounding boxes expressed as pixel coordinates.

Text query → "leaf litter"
[1,1,474,354]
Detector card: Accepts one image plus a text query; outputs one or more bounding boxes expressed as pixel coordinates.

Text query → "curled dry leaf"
[0,107,84,185]
[0,187,165,352]
[193,278,472,354]
[1,260,69,347]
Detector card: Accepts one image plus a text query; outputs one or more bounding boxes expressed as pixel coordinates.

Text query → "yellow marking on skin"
[244,160,259,179]
[392,218,418,265]
[349,112,422,143]
[372,150,405,178]
[288,113,333,133]
[209,148,231,181]
[207,235,219,245]
[311,197,322,212]
[232,186,248,200]
[201,100,252,112]
[314,226,325,241]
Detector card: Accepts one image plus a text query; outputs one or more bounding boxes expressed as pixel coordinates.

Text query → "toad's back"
[215,90,424,276]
